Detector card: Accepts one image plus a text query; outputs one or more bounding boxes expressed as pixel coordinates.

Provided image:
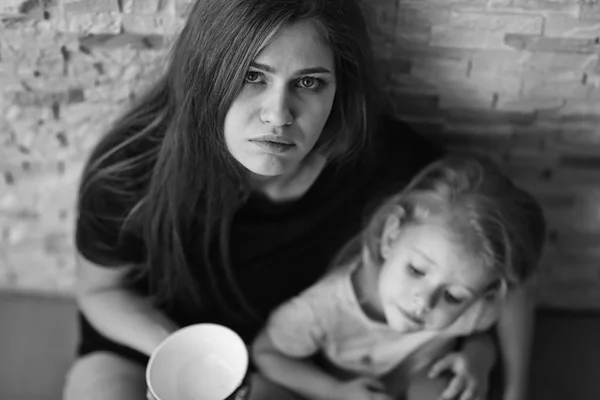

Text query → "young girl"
[253,155,546,400]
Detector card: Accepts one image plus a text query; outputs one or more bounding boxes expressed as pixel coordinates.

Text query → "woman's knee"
[63,352,146,400]
[246,373,304,400]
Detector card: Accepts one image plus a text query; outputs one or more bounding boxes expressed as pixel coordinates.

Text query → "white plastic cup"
[146,324,250,400]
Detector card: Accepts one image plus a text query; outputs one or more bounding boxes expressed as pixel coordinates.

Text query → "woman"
[63,1,533,399]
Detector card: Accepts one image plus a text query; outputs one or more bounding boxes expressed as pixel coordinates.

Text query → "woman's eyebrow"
[250,61,332,75]
[296,67,332,75]
[250,61,276,73]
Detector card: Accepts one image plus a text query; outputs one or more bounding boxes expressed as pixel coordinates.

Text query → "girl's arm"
[76,254,179,356]
[497,283,536,400]
[252,330,343,400]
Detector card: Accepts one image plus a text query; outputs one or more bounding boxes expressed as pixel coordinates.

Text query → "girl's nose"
[260,87,293,127]
[412,290,438,317]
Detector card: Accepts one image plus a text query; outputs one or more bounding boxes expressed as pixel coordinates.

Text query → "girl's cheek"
[443,309,464,326]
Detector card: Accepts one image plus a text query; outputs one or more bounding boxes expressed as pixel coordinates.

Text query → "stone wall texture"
[1,0,600,309]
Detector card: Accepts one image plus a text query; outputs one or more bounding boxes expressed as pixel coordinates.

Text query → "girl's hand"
[428,352,489,400]
[334,377,393,400]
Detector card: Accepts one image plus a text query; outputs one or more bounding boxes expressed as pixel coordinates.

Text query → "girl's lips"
[397,307,424,326]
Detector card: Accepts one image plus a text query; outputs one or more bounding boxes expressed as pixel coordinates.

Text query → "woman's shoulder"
[373,114,445,168]
[357,114,444,198]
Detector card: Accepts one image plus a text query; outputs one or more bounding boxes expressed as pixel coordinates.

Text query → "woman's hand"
[428,352,489,400]
[427,333,496,400]
[334,377,393,400]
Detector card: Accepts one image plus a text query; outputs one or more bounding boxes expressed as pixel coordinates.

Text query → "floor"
[0,292,77,400]
[1,292,600,400]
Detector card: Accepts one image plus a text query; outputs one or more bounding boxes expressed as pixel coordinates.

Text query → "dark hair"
[77,0,382,322]
[342,155,546,288]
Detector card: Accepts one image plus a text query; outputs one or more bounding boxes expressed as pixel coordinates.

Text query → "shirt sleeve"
[75,184,145,267]
[265,293,327,358]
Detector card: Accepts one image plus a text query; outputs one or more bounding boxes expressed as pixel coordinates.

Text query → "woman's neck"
[250,153,327,202]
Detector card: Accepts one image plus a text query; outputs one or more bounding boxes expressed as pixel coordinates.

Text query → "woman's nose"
[260,87,293,127]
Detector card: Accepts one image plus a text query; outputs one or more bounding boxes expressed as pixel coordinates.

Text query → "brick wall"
[0,0,178,294]
[370,0,600,309]
[1,0,599,309]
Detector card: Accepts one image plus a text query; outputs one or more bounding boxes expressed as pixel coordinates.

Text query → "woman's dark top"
[75,115,443,365]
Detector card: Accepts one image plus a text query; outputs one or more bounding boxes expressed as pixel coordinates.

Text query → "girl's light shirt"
[266,261,503,378]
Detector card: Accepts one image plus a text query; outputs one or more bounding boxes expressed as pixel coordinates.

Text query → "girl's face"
[377,218,496,332]
[224,20,336,177]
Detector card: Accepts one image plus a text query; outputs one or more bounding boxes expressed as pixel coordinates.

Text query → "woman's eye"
[245,71,262,83]
[297,77,322,90]
[300,77,316,88]
[444,292,464,305]
[407,264,424,277]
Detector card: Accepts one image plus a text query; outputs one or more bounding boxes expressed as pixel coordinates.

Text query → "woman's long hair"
[77,0,383,323]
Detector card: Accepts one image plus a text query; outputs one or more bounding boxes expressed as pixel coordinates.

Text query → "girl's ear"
[380,205,405,260]
[482,279,508,301]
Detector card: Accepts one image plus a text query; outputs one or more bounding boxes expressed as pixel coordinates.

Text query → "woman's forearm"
[252,331,341,400]
[78,286,179,356]
[461,332,497,372]
[497,284,535,400]
[76,256,179,356]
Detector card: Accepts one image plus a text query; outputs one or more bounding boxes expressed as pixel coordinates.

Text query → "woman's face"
[224,20,337,177]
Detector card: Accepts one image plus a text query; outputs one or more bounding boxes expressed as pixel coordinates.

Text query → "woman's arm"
[252,330,342,400]
[426,332,496,400]
[497,283,535,400]
[76,254,179,356]
[461,332,497,373]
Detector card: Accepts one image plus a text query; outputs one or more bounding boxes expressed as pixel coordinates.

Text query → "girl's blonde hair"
[338,155,546,287]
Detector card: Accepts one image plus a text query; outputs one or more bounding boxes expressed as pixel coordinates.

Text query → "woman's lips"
[251,140,295,153]
[249,135,295,154]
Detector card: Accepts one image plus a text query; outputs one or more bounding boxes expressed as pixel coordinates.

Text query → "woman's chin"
[244,156,297,179]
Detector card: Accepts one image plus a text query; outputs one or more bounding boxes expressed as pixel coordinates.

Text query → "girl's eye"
[245,71,262,83]
[444,292,464,305]
[407,264,424,277]
[297,77,323,90]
